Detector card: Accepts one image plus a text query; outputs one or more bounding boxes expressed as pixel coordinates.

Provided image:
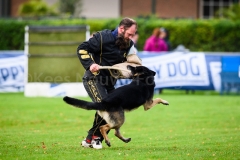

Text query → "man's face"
[119,25,137,40]
[116,24,137,49]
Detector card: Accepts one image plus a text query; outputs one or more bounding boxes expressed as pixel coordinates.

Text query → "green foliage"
[58,0,81,15]
[0,18,240,51]
[18,0,58,17]
[211,20,240,51]
[135,18,240,52]
[0,20,27,50]
[216,4,240,21]
[0,92,240,159]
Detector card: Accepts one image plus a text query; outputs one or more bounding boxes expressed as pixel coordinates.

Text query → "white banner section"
[24,83,88,97]
[0,54,25,92]
[142,52,210,88]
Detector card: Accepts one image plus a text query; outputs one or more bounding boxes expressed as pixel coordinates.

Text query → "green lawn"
[0,92,240,160]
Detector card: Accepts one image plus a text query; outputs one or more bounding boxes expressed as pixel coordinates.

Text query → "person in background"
[143,28,168,94]
[143,28,168,52]
[77,17,138,149]
[160,27,172,51]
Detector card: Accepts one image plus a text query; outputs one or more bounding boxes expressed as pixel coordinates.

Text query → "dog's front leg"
[99,124,111,147]
[143,98,169,111]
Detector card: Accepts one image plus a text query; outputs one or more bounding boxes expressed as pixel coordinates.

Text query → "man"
[77,17,138,149]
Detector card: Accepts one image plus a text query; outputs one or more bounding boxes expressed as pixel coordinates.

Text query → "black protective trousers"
[82,70,114,141]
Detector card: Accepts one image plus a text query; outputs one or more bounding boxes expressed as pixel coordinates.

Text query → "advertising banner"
[0,52,26,92]
[116,52,225,91]
[1,51,239,96]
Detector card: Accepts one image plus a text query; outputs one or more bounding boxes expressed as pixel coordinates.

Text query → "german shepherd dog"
[63,65,169,147]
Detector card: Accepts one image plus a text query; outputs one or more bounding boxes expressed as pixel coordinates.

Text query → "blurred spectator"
[143,28,168,94]
[174,44,189,52]
[143,28,168,52]
[131,31,139,53]
[160,27,172,51]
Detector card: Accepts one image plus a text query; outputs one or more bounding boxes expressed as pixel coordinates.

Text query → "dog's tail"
[63,96,105,110]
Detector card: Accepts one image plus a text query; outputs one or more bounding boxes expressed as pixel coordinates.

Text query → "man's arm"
[77,32,101,70]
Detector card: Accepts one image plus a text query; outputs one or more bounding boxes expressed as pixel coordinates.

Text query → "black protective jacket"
[77,29,134,87]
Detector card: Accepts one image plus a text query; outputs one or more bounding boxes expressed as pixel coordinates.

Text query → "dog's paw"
[105,140,111,147]
[125,138,131,143]
[161,100,169,105]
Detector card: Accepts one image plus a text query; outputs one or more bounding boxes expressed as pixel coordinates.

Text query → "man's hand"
[90,63,100,73]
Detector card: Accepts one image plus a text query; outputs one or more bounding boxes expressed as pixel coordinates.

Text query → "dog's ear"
[127,65,135,71]
[133,66,144,76]
[140,66,155,76]
[127,65,137,75]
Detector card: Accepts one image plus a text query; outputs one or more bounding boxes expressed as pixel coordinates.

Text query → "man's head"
[116,17,138,49]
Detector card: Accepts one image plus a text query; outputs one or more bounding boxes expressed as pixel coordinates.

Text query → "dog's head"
[127,65,156,78]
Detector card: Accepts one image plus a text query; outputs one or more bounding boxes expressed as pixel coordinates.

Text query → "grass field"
[1,91,240,160]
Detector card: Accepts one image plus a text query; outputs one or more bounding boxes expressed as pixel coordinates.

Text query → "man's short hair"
[119,17,138,30]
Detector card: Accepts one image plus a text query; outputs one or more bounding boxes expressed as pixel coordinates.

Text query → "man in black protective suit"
[77,17,139,149]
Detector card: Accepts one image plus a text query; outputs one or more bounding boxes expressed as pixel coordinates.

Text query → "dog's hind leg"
[99,124,112,147]
[144,98,169,111]
[114,128,131,143]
